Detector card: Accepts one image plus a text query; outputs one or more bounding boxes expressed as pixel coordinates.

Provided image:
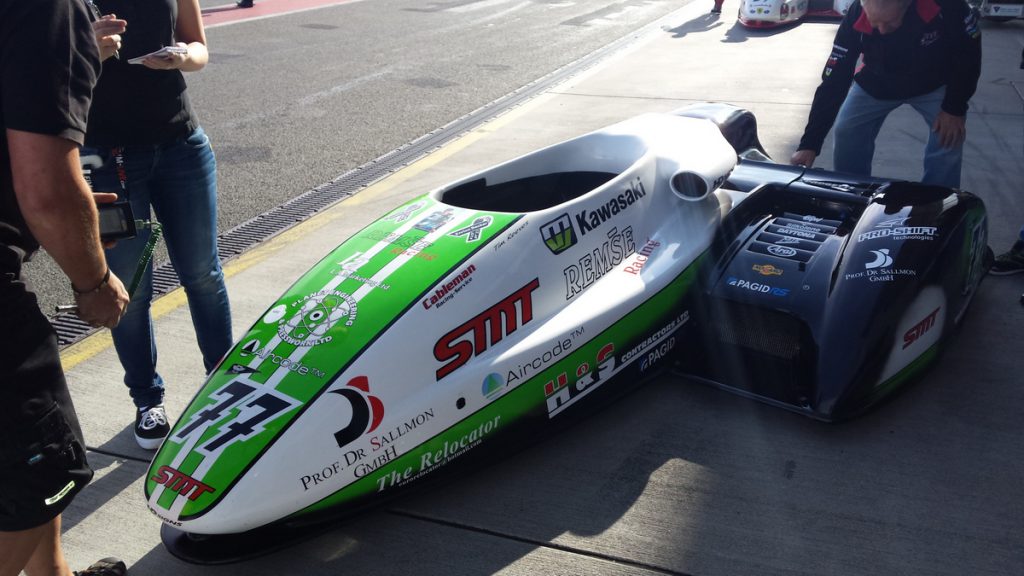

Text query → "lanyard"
[112,146,129,198]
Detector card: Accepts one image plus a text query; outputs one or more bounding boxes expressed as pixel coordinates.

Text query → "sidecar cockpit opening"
[435,133,647,213]
[439,171,618,213]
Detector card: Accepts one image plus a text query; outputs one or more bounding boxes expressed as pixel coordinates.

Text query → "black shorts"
[0,266,93,532]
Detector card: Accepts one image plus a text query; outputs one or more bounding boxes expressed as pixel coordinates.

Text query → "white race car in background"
[738,0,855,28]
[971,0,1024,21]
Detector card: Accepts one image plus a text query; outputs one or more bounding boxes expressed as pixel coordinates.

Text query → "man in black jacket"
[790,0,982,188]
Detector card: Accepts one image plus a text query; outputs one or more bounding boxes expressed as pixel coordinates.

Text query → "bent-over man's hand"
[933,110,966,149]
[790,149,817,168]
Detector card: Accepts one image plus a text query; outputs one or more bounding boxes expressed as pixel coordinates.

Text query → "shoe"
[74,557,127,576]
[990,240,1024,276]
[236,0,254,7]
[711,5,722,13]
[135,405,169,450]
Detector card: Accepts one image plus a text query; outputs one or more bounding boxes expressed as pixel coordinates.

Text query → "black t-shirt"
[1,0,100,268]
[85,0,197,146]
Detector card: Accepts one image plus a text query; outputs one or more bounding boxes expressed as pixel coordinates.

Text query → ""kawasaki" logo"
[575,178,646,235]
[539,178,647,255]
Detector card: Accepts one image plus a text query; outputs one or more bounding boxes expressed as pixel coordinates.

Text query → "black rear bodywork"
[674,104,989,421]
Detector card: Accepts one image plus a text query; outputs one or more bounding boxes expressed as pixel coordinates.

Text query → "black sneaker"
[74,557,127,576]
[135,405,169,450]
[990,240,1024,276]
[236,0,254,7]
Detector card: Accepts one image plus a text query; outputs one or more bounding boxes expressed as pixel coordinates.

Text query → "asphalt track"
[43,2,1024,575]
[29,0,690,314]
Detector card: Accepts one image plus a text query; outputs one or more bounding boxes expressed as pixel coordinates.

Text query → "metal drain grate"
[50,15,663,348]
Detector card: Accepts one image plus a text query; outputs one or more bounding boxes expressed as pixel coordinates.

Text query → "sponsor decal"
[865,249,893,270]
[574,178,646,237]
[544,343,617,417]
[767,245,798,258]
[802,215,823,223]
[620,312,689,366]
[961,216,987,299]
[505,332,579,386]
[843,265,917,283]
[623,239,660,275]
[727,277,790,297]
[564,226,636,299]
[481,373,504,399]
[331,252,391,291]
[149,507,182,527]
[964,9,980,39]
[238,339,325,378]
[376,415,503,492]
[640,337,675,372]
[363,230,432,253]
[227,364,260,376]
[920,31,939,47]
[263,304,287,324]
[390,246,437,261]
[541,179,646,255]
[278,290,358,346]
[385,201,426,223]
[858,217,937,242]
[774,236,801,245]
[299,444,400,490]
[150,466,215,501]
[369,408,434,453]
[434,278,541,380]
[449,216,493,243]
[753,263,784,276]
[422,264,476,310]
[903,307,940,349]
[540,213,577,255]
[824,47,845,76]
[330,376,385,449]
[780,222,823,234]
[774,227,817,240]
[875,217,910,228]
[413,208,456,232]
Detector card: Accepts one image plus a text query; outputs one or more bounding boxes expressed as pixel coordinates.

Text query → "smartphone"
[97,202,137,241]
[128,46,187,65]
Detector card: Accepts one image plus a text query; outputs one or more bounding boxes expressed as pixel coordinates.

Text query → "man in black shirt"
[1,0,129,574]
[790,0,982,188]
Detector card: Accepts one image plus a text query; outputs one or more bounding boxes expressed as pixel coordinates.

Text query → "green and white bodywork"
[145,114,737,535]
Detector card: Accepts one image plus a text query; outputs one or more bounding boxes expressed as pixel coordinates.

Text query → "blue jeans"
[83,127,232,409]
[833,84,963,188]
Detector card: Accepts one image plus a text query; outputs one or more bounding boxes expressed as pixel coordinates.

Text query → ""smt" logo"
[434,278,540,380]
[151,465,216,501]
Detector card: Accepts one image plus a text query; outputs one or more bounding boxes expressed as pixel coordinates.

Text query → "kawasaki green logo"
[540,213,577,254]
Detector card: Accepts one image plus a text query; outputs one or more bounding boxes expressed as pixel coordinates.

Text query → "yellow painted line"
[60,92,555,371]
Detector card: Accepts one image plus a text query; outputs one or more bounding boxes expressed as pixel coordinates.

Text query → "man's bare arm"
[7,128,128,327]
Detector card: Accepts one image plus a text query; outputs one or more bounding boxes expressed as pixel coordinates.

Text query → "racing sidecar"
[971,0,1024,21]
[147,103,987,563]
[738,0,854,28]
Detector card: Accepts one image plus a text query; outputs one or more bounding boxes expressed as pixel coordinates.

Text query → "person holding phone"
[85,0,233,450]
